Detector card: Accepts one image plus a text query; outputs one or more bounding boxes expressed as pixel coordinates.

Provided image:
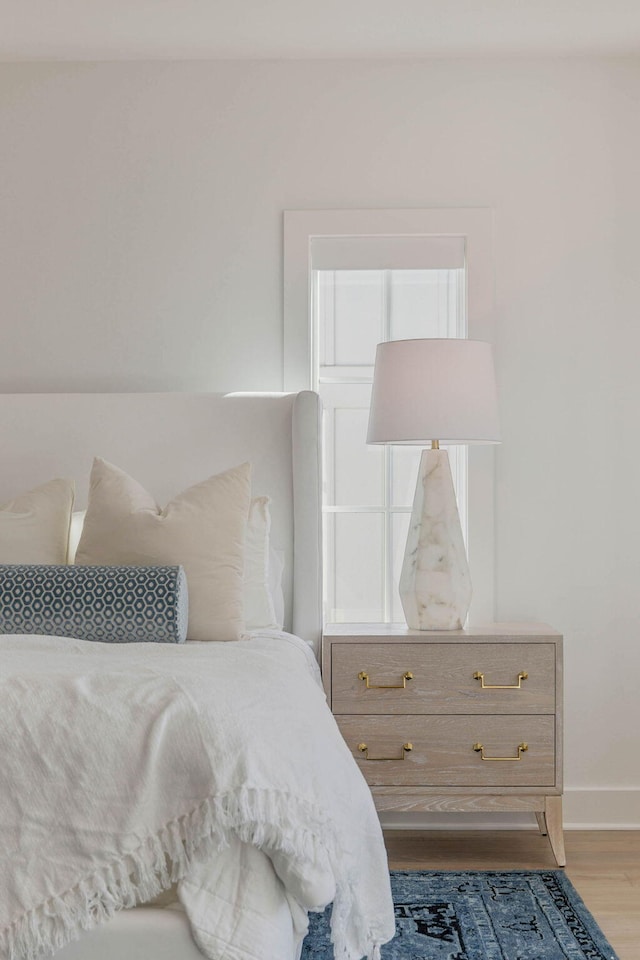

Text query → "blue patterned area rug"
[302,870,619,959]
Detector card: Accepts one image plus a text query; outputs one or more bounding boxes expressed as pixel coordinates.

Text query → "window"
[284,209,496,625]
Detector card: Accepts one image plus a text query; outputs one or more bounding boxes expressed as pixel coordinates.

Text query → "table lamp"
[367,338,500,630]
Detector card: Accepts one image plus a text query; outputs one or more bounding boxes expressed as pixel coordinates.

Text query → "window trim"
[283,208,496,624]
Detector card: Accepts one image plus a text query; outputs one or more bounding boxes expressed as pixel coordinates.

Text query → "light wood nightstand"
[322,622,565,866]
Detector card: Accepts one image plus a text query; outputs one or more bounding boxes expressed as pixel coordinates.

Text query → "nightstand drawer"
[336,714,556,787]
[332,642,555,715]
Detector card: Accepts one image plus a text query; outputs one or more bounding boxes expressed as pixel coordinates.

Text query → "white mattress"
[52,908,304,960]
[51,907,204,960]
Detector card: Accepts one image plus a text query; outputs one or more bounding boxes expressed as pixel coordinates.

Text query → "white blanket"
[0,633,394,960]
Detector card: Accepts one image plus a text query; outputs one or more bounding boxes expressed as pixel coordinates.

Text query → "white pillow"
[244,497,278,630]
[0,478,75,564]
[269,547,285,630]
[67,510,86,564]
[70,497,283,630]
[75,458,251,642]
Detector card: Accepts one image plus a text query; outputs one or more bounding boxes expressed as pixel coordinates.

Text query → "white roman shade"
[310,235,466,271]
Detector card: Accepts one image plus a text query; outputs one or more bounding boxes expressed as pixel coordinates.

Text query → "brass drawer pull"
[473,742,528,761]
[358,742,413,761]
[358,670,413,690]
[473,670,528,689]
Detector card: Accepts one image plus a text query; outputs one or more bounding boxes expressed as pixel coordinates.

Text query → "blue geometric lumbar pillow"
[0,565,188,643]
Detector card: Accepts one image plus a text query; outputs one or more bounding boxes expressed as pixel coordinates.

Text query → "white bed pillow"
[75,458,251,642]
[244,497,278,630]
[0,478,74,564]
[269,547,285,629]
[67,510,86,564]
[70,496,283,630]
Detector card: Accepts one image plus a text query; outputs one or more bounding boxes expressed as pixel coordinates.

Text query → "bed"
[0,392,394,960]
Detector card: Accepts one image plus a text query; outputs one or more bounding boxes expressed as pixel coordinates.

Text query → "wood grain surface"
[336,713,556,787]
[331,641,555,714]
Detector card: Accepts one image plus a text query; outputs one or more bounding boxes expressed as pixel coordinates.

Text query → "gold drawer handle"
[358,670,413,690]
[358,742,413,761]
[473,670,528,689]
[473,742,528,761]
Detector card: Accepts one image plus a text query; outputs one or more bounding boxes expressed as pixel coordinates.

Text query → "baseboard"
[563,788,640,829]
[379,788,640,831]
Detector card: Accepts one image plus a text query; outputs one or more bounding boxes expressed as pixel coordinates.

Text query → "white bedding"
[0,631,394,960]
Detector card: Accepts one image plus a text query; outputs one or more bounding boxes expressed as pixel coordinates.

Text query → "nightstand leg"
[535,811,548,836]
[545,796,566,867]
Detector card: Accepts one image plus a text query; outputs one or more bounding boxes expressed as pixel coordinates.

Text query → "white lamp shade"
[367,338,500,445]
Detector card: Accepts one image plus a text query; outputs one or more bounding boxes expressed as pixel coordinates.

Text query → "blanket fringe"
[1,787,386,960]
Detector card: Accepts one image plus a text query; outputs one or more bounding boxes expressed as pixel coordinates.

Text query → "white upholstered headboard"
[0,392,322,650]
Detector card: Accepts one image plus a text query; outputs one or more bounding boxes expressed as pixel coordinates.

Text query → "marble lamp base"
[399,447,471,630]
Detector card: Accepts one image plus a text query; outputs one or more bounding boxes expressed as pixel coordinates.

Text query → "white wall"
[1,58,639,825]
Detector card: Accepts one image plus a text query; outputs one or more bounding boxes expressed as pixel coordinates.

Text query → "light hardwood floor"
[384,829,640,960]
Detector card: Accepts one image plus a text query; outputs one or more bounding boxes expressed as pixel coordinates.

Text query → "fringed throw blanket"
[0,633,394,960]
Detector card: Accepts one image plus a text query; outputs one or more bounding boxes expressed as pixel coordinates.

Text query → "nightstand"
[322,622,565,866]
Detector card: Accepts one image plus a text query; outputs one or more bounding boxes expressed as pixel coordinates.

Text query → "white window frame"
[283,208,496,624]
